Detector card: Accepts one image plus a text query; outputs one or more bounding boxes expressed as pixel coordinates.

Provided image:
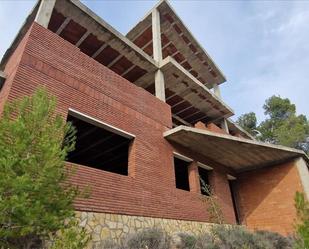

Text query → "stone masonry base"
[76,211,213,247]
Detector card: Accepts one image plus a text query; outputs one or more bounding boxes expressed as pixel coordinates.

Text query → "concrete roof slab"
[164,126,308,172]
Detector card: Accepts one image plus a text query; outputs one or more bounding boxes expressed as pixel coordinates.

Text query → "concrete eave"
[164,125,309,172]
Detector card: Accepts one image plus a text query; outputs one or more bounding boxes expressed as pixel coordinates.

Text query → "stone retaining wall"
[76,211,213,248]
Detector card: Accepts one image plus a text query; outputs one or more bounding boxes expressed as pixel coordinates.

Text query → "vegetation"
[125,228,171,249]
[236,95,309,154]
[294,192,309,249]
[99,226,293,249]
[236,112,257,136]
[199,178,225,225]
[0,88,89,248]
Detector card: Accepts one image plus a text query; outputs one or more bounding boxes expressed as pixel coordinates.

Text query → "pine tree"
[0,88,89,248]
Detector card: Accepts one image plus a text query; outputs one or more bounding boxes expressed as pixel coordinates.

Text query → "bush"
[96,239,125,249]
[173,232,197,249]
[99,226,295,249]
[211,225,273,249]
[194,233,218,249]
[49,221,90,249]
[125,228,170,249]
[255,230,293,249]
[294,192,309,249]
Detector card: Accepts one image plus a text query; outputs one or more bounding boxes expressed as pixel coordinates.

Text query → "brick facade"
[1,21,307,237]
[1,23,236,224]
[237,159,303,235]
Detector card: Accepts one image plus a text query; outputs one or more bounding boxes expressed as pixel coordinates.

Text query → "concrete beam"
[173,152,193,162]
[68,108,135,139]
[56,17,71,35]
[197,162,213,170]
[172,114,191,127]
[92,44,108,58]
[35,0,56,28]
[75,30,91,47]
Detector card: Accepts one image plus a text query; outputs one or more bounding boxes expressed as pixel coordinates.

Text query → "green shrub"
[211,225,272,249]
[98,226,295,249]
[255,230,293,249]
[49,221,90,249]
[0,88,89,249]
[294,192,309,249]
[194,233,219,249]
[96,239,125,249]
[125,228,170,249]
[176,233,197,249]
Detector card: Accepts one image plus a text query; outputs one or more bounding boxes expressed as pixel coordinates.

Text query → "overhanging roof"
[127,0,226,89]
[164,126,308,172]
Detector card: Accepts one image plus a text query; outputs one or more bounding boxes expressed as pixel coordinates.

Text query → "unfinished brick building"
[1,0,308,244]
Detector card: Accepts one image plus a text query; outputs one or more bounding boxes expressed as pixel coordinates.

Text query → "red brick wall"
[1,23,237,224]
[0,27,32,114]
[195,121,228,135]
[237,160,303,235]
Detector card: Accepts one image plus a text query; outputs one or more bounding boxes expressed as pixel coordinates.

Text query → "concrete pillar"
[188,161,201,194]
[155,70,165,102]
[152,8,165,102]
[152,8,163,62]
[296,157,309,199]
[35,0,56,28]
[213,83,221,99]
[221,118,229,134]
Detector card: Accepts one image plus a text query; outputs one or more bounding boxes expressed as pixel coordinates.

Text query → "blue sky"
[1,0,308,123]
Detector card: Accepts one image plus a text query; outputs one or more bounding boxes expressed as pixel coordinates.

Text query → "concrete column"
[213,83,221,99]
[152,8,166,102]
[296,157,309,199]
[188,161,201,194]
[155,70,165,102]
[152,8,163,62]
[221,118,229,134]
[35,0,56,28]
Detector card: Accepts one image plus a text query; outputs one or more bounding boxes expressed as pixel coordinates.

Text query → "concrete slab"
[164,125,308,172]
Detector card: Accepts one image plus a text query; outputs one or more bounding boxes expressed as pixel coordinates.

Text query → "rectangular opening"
[174,157,190,191]
[198,166,210,196]
[229,180,240,224]
[66,112,133,176]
